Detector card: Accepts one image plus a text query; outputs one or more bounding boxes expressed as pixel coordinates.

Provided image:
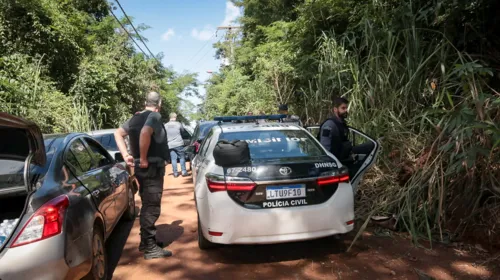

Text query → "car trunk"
[218,156,349,210]
[0,113,46,250]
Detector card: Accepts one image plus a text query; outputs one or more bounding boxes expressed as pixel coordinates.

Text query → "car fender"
[63,193,103,277]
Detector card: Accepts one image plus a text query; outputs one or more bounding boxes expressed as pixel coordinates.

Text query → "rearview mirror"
[114,153,124,162]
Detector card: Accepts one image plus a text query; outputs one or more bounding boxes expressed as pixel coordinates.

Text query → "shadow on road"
[156,220,185,246]
[105,207,138,279]
[206,235,347,265]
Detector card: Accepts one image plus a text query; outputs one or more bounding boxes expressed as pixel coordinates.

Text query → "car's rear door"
[83,137,127,226]
[346,128,379,192]
[306,125,380,193]
[64,138,116,233]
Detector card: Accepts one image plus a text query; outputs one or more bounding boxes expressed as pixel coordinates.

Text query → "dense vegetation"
[0,0,197,133]
[204,0,500,247]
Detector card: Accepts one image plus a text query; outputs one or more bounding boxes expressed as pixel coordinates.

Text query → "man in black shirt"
[114,91,172,260]
[318,97,351,160]
[318,97,374,178]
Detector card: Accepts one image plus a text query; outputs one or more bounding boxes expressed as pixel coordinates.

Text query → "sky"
[116,0,242,109]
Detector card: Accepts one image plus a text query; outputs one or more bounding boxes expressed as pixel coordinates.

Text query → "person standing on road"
[165,112,189,178]
[114,91,172,260]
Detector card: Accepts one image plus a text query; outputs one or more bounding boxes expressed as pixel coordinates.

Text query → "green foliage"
[205,0,500,246]
[0,0,197,133]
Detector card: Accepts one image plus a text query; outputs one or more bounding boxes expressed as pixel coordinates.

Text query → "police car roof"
[217,122,303,133]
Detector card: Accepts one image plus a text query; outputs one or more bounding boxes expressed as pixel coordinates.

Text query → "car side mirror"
[114,153,124,162]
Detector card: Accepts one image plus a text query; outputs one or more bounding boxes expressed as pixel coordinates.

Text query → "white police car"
[187,115,379,249]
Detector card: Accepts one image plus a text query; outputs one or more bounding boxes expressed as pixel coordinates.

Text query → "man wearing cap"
[278,104,302,126]
[114,91,172,260]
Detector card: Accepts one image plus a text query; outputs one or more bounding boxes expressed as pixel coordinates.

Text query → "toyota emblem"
[279,167,292,175]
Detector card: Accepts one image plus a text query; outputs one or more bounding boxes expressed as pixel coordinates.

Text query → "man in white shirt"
[165,113,189,177]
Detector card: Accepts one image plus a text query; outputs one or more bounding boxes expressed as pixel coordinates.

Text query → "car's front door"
[65,138,116,233]
[83,137,128,226]
[307,125,380,193]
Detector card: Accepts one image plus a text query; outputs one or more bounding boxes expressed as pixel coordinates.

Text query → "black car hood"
[0,112,46,166]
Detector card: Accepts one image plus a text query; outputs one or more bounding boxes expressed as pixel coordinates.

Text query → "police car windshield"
[218,130,325,159]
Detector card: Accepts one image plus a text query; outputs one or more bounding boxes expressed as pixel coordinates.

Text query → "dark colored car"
[185,121,218,166]
[0,113,136,280]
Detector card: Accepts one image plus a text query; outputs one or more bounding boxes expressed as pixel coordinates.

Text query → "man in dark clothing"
[318,97,351,161]
[318,97,374,178]
[114,91,172,260]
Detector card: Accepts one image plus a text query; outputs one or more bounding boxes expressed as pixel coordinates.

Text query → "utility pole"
[216,26,241,69]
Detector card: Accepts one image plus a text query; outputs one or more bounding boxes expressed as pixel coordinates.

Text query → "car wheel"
[83,226,107,280]
[122,186,136,221]
[197,213,217,250]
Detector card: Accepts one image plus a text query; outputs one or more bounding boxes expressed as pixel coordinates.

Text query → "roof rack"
[213,114,286,122]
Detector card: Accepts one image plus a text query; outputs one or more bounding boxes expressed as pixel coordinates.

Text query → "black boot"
[139,240,165,252]
[143,238,172,260]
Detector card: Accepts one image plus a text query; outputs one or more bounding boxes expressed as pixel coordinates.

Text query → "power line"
[191,37,223,69]
[109,7,148,57]
[113,0,161,65]
[187,32,216,63]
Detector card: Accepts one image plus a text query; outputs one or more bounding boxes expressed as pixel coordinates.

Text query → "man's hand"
[124,154,135,167]
[139,157,149,169]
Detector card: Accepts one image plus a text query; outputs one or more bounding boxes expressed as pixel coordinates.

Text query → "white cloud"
[221,1,241,26]
[161,28,175,41]
[191,25,215,41]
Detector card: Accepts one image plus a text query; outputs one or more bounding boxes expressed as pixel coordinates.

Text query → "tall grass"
[302,8,499,248]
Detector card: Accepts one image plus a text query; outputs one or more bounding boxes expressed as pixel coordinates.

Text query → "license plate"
[266,184,306,200]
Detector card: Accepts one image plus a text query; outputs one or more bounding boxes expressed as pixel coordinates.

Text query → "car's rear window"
[218,130,325,159]
[94,134,118,151]
[199,123,217,139]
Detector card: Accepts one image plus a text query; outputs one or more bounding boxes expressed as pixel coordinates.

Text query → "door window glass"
[66,139,93,176]
[85,138,113,169]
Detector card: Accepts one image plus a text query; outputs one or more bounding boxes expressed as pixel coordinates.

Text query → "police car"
[187,115,379,249]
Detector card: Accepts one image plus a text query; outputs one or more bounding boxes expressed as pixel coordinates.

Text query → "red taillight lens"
[226,182,256,191]
[194,142,200,153]
[206,178,226,192]
[11,195,69,248]
[206,177,256,192]
[317,174,350,186]
[208,231,223,236]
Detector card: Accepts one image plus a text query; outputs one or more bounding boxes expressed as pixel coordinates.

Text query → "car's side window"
[84,138,113,169]
[66,139,93,176]
[199,130,214,158]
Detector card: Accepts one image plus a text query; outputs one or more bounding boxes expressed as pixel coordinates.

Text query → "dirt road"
[106,170,499,280]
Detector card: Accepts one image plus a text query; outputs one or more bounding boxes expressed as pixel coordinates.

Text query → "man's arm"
[139,126,153,163]
[114,121,134,166]
[139,112,163,167]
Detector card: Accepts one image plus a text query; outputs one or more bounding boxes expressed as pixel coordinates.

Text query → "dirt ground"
[106,167,500,280]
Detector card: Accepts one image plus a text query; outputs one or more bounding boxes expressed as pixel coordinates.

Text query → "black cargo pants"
[136,164,165,241]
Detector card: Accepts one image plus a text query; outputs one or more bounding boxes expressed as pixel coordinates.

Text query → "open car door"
[306,125,380,193]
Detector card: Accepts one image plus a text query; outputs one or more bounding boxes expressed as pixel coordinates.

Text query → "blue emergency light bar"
[213,114,287,122]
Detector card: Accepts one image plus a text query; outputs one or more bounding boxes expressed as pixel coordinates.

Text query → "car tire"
[122,186,136,221]
[197,213,217,250]
[83,225,107,280]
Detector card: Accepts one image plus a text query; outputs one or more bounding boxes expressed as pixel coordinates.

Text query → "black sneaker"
[144,244,173,260]
[173,174,179,178]
[139,240,164,252]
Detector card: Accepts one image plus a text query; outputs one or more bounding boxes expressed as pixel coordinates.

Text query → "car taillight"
[317,174,350,186]
[206,175,256,193]
[11,195,69,248]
